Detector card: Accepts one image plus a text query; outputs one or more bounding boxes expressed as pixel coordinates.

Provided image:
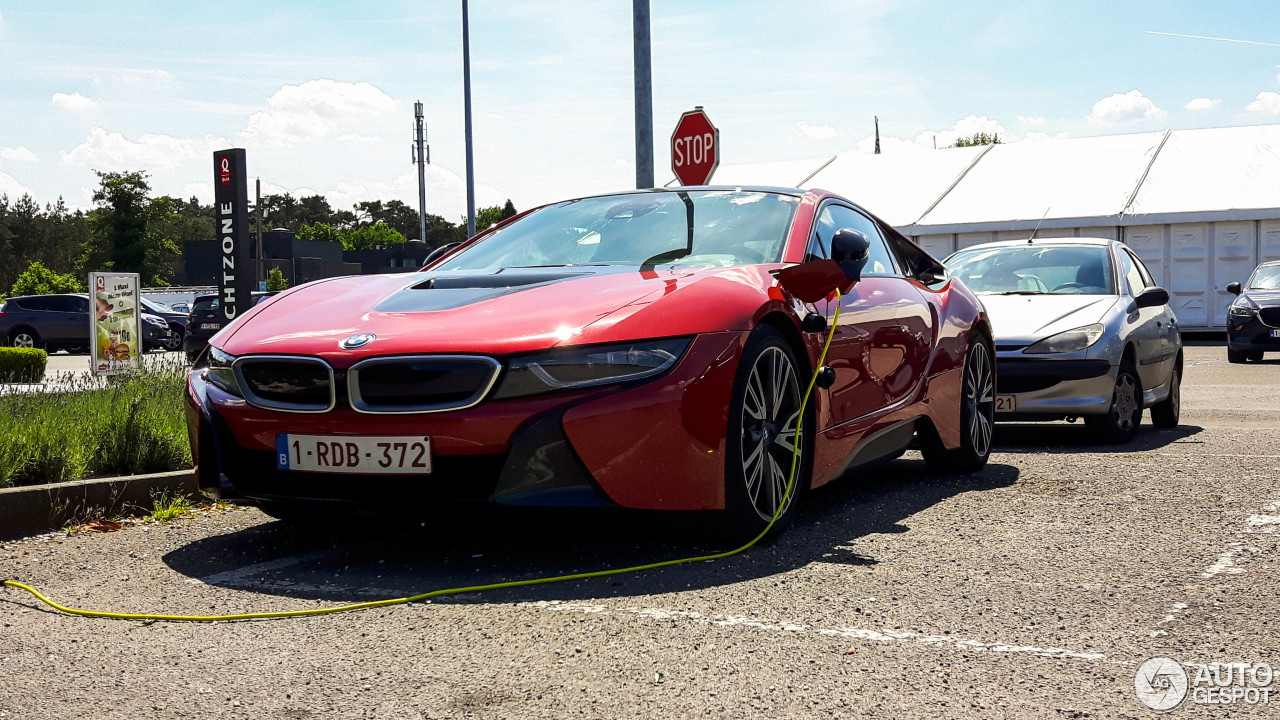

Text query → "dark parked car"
[140,297,189,352]
[0,293,169,353]
[184,292,275,362]
[1226,260,1280,363]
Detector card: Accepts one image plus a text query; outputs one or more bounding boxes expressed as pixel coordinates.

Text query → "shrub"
[9,261,84,297]
[0,347,48,383]
[0,358,191,487]
[266,267,289,291]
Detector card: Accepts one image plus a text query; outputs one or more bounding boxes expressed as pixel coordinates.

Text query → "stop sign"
[670,107,719,186]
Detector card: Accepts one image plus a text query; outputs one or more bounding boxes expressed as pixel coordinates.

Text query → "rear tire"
[1227,348,1246,363]
[1086,359,1142,443]
[722,325,808,544]
[162,326,184,351]
[1150,364,1181,429]
[921,333,995,473]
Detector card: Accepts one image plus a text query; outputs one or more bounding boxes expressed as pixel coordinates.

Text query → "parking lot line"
[187,551,332,586]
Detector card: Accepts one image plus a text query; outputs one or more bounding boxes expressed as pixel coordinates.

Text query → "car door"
[1117,247,1165,390]
[1124,247,1179,381]
[20,296,66,345]
[806,203,933,429]
[67,295,92,349]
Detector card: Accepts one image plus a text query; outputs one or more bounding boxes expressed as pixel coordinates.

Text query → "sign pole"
[213,149,254,324]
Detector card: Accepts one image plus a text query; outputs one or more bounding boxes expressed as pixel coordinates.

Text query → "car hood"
[1243,289,1280,306]
[977,294,1118,344]
[218,264,779,365]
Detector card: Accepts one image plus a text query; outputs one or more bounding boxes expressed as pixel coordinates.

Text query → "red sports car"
[185,188,993,538]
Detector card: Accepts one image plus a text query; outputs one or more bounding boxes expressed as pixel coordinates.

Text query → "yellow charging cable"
[2,294,841,623]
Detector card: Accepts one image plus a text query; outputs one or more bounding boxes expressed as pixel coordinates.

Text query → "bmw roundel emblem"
[340,333,376,350]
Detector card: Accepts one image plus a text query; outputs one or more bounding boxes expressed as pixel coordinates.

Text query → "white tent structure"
[700,124,1280,330]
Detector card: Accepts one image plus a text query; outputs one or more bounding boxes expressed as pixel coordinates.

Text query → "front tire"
[1087,359,1142,443]
[921,333,994,473]
[722,326,808,543]
[9,328,42,349]
[162,326,184,351]
[1227,348,1246,363]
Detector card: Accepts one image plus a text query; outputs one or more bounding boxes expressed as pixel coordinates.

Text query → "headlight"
[1025,323,1106,354]
[204,346,243,396]
[144,316,167,327]
[493,338,691,399]
[1229,298,1257,316]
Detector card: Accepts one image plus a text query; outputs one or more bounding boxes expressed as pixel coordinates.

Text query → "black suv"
[140,297,189,352]
[0,293,170,353]
[184,292,276,361]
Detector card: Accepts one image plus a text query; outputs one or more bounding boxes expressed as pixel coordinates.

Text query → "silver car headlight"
[1024,323,1106,354]
[144,315,167,327]
[494,338,691,399]
[204,346,243,396]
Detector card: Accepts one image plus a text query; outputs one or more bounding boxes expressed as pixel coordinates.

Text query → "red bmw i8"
[185,187,993,537]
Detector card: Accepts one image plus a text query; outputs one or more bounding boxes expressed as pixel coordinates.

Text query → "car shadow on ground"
[160,459,1018,607]
[990,422,1203,454]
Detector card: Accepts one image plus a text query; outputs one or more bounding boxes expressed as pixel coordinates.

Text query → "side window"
[1117,248,1146,296]
[810,204,899,276]
[21,296,53,311]
[70,296,91,314]
[1128,249,1156,288]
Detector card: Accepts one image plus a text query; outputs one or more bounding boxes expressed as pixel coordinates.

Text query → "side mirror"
[776,260,855,304]
[423,242,462,267]
[1226,281,1242,296]
[1135,286,1170,309]
[831,228,870,284]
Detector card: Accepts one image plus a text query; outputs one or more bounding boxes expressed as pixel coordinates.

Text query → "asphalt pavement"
[1,344,1277,718]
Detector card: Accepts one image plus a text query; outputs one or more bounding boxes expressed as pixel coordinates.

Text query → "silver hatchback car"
[945,237,1182,443]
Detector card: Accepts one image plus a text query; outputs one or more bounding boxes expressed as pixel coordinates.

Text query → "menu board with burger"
[89,272,143,376]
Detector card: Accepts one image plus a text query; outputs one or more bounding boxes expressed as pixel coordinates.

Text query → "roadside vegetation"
[0,360,191,487]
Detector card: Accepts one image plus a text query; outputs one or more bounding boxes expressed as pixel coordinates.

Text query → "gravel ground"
[2,344,1277,719]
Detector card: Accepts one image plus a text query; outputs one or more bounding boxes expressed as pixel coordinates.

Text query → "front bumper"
[185,332,747,511]
[1227,312,1280,353]
[994,356,1116,417]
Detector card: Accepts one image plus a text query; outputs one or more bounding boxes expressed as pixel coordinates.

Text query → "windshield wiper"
[994,290,1046,295]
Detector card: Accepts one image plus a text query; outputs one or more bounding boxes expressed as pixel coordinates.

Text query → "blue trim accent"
[276,434,290,470]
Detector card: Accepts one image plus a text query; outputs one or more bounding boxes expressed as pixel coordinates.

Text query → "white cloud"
[1088,90,1165,127]
[59,127,231,171]
[116,68,173,84]
[795,121,838,140]
[0,170,31,200]
[335,134,383,145]
[613,158,633,170]
[910,115,1008,149]
[0,146,38,162]
[52,92,98,113]
[241,79,398,147]
[1185,97,1220,111]
[180,183,213,203]
[320,167,506,225]
[1022,131,1071,142]
[1246,91,1280,115]
[1016,115,1047,126]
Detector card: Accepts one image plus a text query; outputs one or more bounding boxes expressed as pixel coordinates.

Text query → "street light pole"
[462,0,476,238]
[633,0,654,189]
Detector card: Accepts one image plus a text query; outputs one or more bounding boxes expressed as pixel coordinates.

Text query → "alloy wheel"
[12,333,34,348]
[739,346,802,522]
[964,341,995,458]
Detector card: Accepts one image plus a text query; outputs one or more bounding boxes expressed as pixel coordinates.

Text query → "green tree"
[265,267,289,291]
[9,261,84,296]
[474,205,505,232]
[953,132,1001,147]
[85,171,180,284]
[342,222,406,251]
[296,222,343,244]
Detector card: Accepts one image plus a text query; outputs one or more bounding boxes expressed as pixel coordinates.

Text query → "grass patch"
[149,489,194,523]
[0,358,192,488]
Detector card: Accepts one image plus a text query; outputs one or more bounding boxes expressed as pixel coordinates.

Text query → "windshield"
[1248,265,1280,290]
[946,245,1115,295]
[439,190,800,271]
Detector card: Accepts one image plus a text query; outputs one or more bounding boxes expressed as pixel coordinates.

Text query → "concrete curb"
[0,470,198,541]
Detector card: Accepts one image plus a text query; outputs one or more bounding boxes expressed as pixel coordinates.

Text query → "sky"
[1,1,1279,228]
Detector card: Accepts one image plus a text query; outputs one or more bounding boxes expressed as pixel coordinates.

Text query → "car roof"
[954,236,1115,253]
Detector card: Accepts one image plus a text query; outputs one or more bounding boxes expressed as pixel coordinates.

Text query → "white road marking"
[188,552,332,586]
[518,600,1111,663]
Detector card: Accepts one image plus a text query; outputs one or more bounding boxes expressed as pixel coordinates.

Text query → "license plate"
[277,434,432,474]
[200,323,221,330]
[1272,329,1280,338]
[995,394,1017,413]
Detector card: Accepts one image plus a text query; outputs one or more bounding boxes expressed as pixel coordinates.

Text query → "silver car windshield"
[1247,265,1280,290]
[946,245,1116,295]
[440,191,800,270]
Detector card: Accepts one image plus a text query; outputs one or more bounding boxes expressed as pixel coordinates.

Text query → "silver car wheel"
[965,340,995,457]
[740,346,801,522]
[12,332,35,348]
[1111,373,1139,432]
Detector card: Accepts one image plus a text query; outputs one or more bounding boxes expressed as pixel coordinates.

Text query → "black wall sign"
[213,149,254,323]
